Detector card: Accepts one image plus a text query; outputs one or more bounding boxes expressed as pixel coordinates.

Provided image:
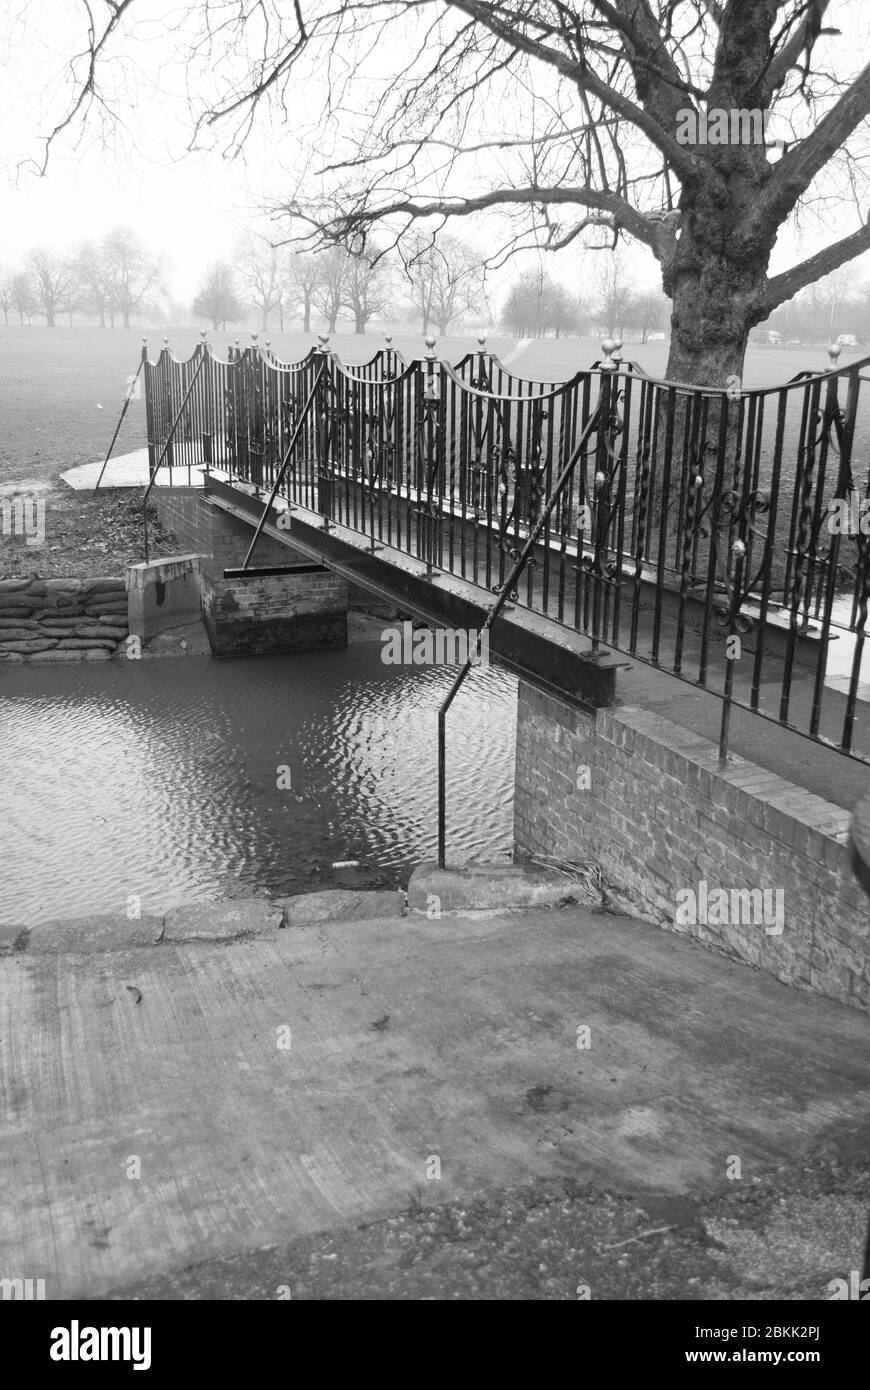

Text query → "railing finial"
[385,333,392,346]
[251,331,258,344]
[318,333,330,352]
[600,338,618,369]
[477,333,487,350]
[425,334,437,359]
[828,342,842,365]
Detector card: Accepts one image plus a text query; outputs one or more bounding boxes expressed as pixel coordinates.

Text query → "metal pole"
[92,352,146,494]
[437,403,602,868]
[241,362,326,571]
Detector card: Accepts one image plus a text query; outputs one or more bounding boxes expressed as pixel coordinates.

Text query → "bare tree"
[16,2,870,385]
[503,269,578,338]
[312,248,349,333]
[193,264,244,331]
[27,247,74,327]
[285,253,319,332]
[634,289,670,343]
[103,227,166,328]
[0,267,13,326]
[71,240,114,327]
[595,252,636,338]
[405,236,484,335]
[236,237,285,331]
[9,271,36,325]
[342,247,392,333]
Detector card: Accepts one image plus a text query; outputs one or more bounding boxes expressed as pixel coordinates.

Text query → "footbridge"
[135,331,870,768]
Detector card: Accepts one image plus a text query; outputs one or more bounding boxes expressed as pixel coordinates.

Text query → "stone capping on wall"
[600,705,853,851]
[513,682,869,1012]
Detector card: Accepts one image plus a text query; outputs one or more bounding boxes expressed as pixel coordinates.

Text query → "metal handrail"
[437,402,603,868]
[142,347,207,562]
[92,354,146,494]
[241,360,326,570]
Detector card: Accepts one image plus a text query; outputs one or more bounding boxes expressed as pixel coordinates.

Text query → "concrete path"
[60,450,207,491]
[1,902,867,1299]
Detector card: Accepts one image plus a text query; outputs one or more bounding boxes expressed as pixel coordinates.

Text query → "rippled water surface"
[0,647,516,924]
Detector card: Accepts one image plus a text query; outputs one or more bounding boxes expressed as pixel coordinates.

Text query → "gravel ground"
[100,1143,869,1302]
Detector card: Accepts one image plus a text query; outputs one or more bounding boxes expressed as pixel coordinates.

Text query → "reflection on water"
[0,647,517,924]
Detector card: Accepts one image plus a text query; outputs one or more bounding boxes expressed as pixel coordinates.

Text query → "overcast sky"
[1,0,869,302]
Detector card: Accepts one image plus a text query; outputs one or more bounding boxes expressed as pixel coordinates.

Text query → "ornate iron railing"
[141,331,870,765]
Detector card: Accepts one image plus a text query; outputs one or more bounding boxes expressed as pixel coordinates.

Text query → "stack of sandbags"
[0,576,129,663]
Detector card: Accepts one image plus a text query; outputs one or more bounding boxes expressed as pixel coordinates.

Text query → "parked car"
[647,331,666,341]
[836,334,859,350]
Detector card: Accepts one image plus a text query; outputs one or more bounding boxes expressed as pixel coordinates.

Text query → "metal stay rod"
[241,361,326,571]
[437,403,602,869]
[92,356,145,494]
[143,349,207,562]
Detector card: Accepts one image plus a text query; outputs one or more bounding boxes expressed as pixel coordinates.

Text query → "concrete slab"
[407,860,586,913]
[60,451,208,492]
[1,904,867,1299]
[162,897,284,942]
[280,889,406,927]
[24,914,164,953]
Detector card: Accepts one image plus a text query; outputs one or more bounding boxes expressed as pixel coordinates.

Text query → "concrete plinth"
[127,555,202,639]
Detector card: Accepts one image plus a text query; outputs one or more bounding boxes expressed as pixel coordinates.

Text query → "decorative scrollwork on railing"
[707,487,772,631]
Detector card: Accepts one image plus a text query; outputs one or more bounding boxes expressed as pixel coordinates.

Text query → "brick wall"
[152,489,309,575]
[202,568,347,657]
[514,681,870,1012]
[151,488,346,656]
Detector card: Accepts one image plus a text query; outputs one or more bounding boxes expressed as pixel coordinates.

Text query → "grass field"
[0,325,851,489]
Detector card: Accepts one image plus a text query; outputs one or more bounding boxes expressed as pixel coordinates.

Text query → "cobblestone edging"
[0,575,128,663]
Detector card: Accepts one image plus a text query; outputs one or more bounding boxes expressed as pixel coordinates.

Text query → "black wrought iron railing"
[140,331,870,766]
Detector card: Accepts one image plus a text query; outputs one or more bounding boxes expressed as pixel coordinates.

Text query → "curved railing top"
[140,331,870,401]
[439,358,592,404]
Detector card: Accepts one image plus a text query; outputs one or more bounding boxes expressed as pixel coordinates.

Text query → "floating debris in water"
[331,860,360,868]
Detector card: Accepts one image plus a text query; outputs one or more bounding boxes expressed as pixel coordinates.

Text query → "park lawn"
[0,324,853,490]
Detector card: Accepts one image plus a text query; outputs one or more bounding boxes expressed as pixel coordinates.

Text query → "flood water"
[0,645,517,925]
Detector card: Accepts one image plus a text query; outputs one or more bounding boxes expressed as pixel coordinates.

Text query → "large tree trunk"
[664,264,756,388]
[649,182,774,551]
[303,305,310,332]
[355,312,366,333]
[46,308,55,327]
